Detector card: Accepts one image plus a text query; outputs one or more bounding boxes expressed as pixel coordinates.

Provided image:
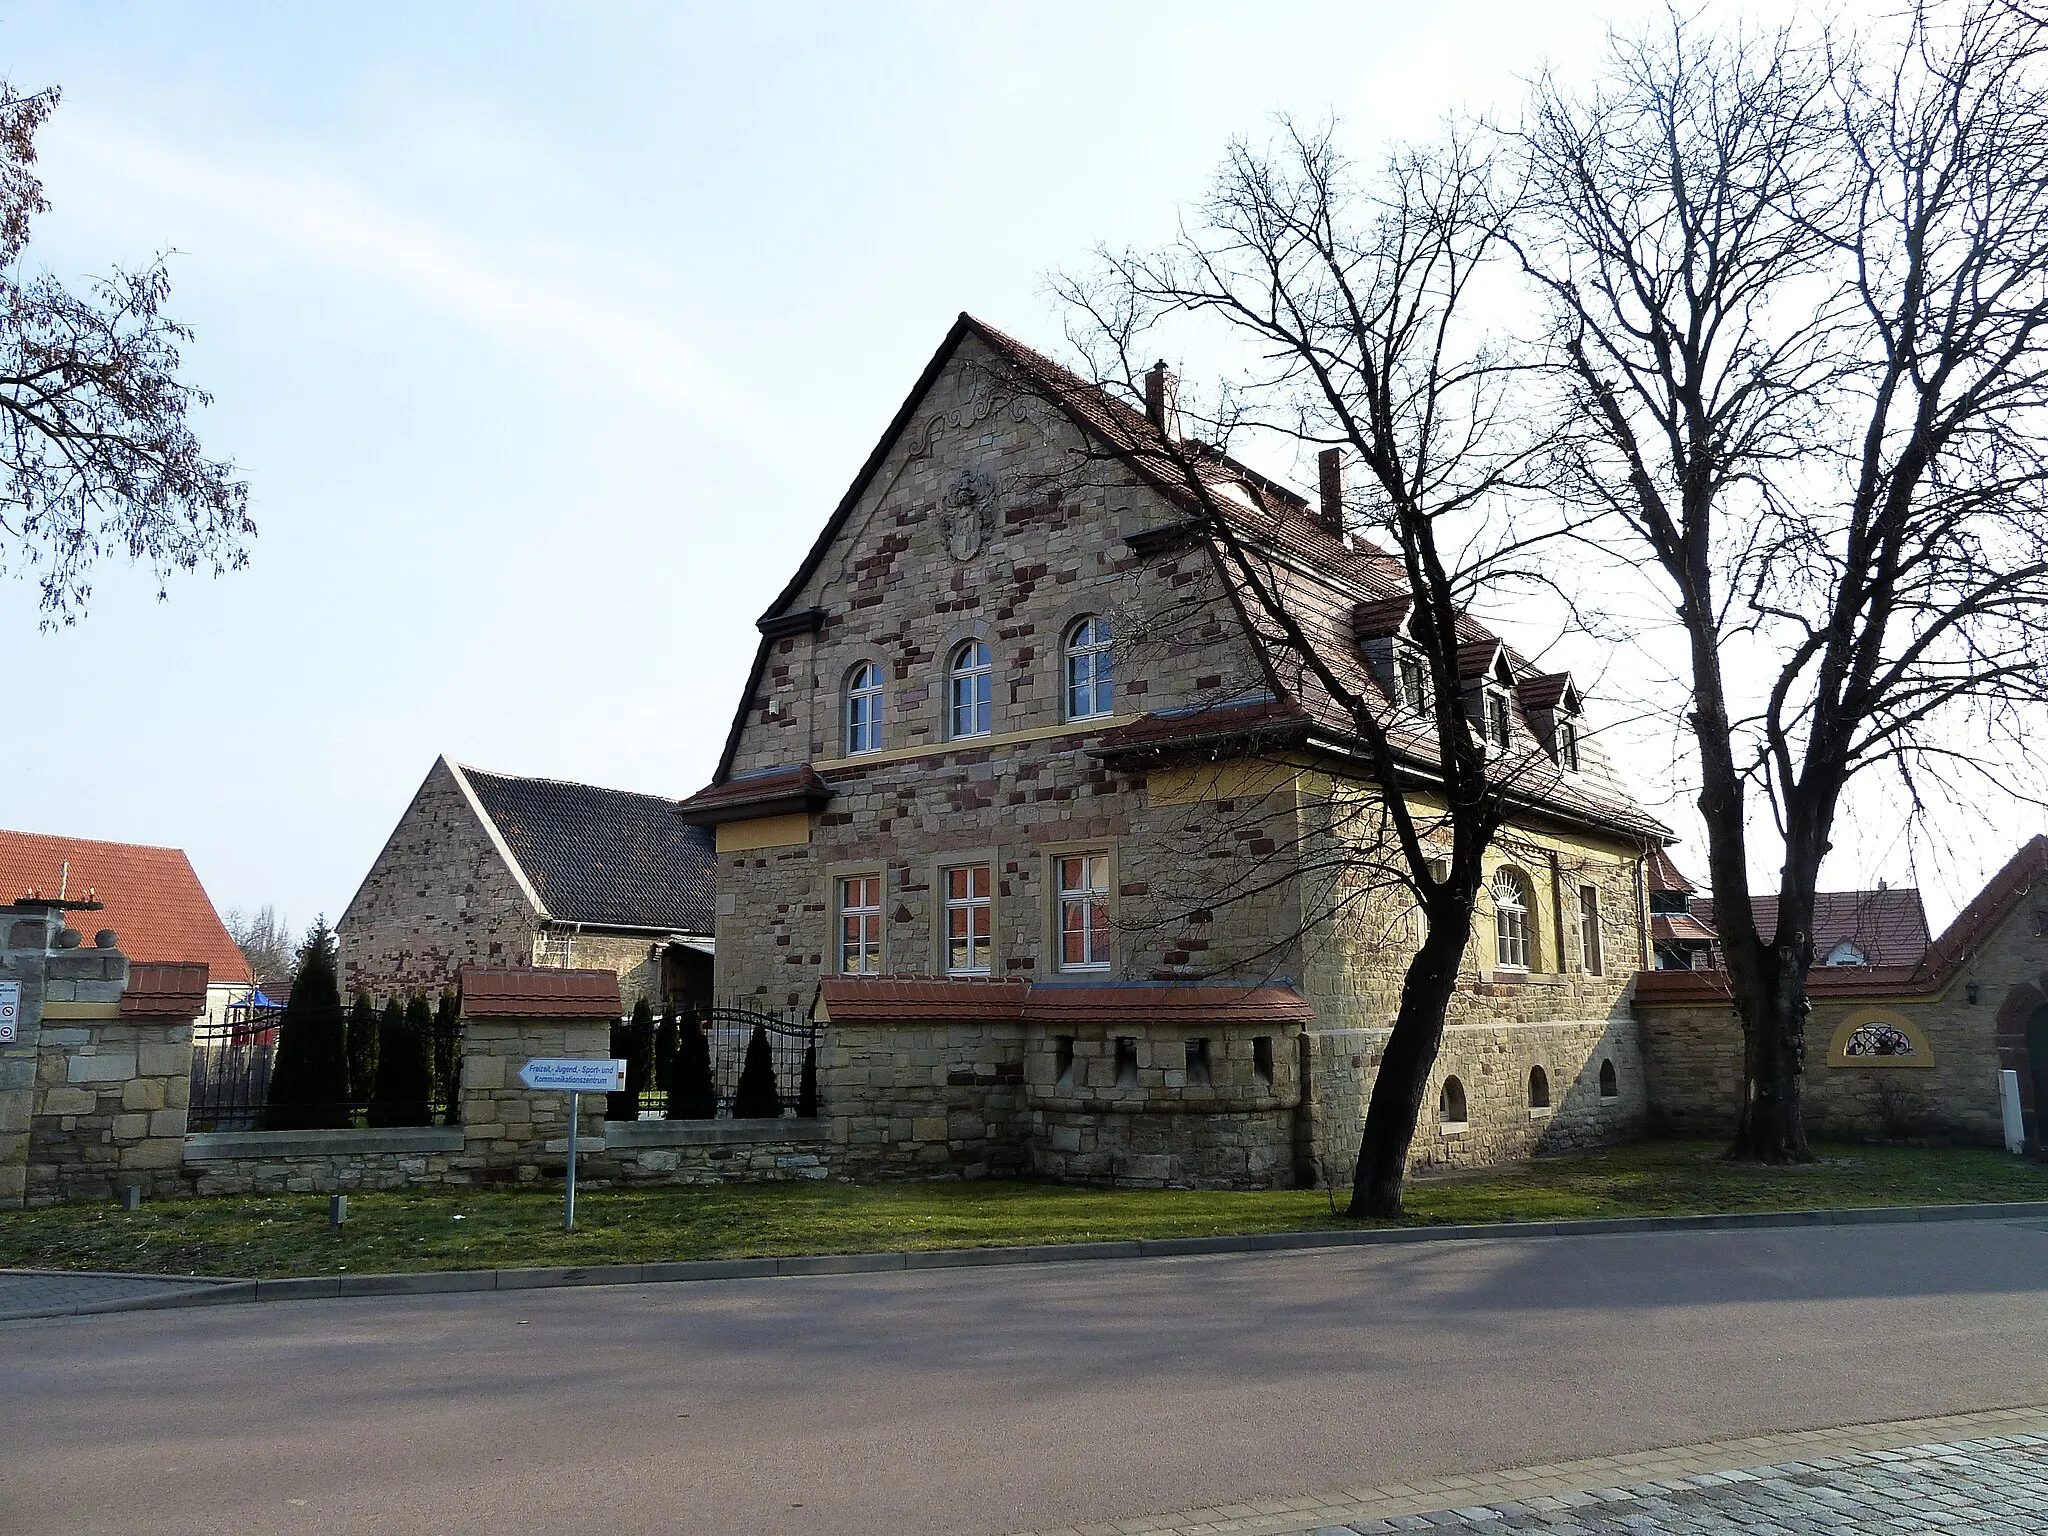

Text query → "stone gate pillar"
[455,966,621,1183]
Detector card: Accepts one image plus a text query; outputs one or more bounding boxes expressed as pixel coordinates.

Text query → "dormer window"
[1824,939,1867,966]
[1397,652,1433,717]
[1555,716,1581,772]
[1482,689,1511,752]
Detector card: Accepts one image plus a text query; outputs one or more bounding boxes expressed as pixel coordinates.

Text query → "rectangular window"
[1057,853,1112,972]
[1578,884,1603,975]
[1398,653,1432,716]
[1483,690,1510,751]
[838,874,883,975]
[1556,717,1581,772]
[943,864,992,975]
[536,930,573,967]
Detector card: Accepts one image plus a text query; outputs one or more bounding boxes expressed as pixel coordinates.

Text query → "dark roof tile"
[457,766,714,935]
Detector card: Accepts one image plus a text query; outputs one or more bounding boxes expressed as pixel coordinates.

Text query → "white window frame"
[1056,852,1113,973]
[1064,615,1114,721]
[1397,651,1433,717]
[838,873,884,975]
[1555,715,1581,771]
[1483,689,1511,752]
[942,864,993,976]
[1578,883,1603,975]
[1493,868,1532,972]
[949,640,993,738]
[846,661,884,755]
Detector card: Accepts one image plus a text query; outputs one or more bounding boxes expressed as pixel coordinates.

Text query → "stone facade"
[1,905,201,1206]
[338,757,545,1002]
[1637,837,2048,1146]
[338,756,714,1016]
[683,319,1665,1187]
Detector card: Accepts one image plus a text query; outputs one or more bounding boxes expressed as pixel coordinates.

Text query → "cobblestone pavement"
[1012,1407,2048,1536]
[0,1268,234,1320]
[1305,1434,2048,1533]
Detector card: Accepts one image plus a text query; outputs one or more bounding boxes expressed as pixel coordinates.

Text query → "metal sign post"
[519,1058,626,1233]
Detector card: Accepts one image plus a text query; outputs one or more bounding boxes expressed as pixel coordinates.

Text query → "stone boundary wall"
[597,1118,831,1184]
[1638,997,2005,1145]
[30,1009,192,1203]
[182,1127,466,1196]
[820,1019,1032,1180]
[1301,1016,1648,1186]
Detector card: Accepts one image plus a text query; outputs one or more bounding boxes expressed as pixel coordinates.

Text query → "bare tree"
[1519,1,2048,1159]
[225,903,294,992]
[1046,126,1624,1216]
[0,83,251,627]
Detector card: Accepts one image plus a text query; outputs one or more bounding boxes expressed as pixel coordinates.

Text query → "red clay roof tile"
[121,961,212,1019]
[0,830,249,980]
[457,966,623,1017]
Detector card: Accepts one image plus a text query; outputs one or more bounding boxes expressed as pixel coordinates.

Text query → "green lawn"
[3,1140,2042,1280]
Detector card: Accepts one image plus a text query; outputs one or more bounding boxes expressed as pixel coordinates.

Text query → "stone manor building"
[678,314,1677,1186]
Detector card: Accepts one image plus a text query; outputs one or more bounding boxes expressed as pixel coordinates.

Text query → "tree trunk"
[1347,922,1468,1218]
[1730,944,1814,1162]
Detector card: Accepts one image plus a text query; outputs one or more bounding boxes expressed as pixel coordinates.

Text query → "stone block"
[122,1137,184,1170]
[110,1113,149,1141]
[122,1077,166,1111]
[147,1108,187,1138]
[38,1085,96,1117]
[70,1051,137,1083]
[137,1042,191,1077]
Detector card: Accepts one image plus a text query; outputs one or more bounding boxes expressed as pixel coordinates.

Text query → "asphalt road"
[7,1220,2048,1536]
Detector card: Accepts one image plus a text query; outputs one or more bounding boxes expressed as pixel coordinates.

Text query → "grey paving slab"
[0,1267,239,1319]
[1314,1436,2048,1534]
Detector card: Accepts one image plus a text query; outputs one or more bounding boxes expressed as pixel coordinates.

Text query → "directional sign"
[519,1057,626,1093]
[0,980,18,1044]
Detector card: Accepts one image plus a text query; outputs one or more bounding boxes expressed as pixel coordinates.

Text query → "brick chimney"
[1145,361,1180,440]
[1317,447,1346,539]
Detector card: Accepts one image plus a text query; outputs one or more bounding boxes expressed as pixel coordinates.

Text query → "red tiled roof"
[1515,673,1578,715]
[1651,913,1718,943]
[1351,596,1415,643]
[1637,836,2048,1003]
[121,961,212,1019]
[1646,847,1696,895]
[0,830,249,980]
[814,976,1030,1022]
[1691,886,1932,969]
[457,966,622,1018]
[1023,982,1312,1025]
[678,765,832,825]
[813,975,1312,1025]
[1091,699,1311,762]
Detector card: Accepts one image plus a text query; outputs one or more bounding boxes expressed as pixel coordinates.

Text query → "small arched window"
[949,640,993,738]
[1528,1065,1550,1109]
[1824,939,1868,966]
[1599,1058,1619,1098]
[845,662,884,755]
[1065,615,1114,720]
[1439,1076,1468,1125]
[1493,868,1534,972]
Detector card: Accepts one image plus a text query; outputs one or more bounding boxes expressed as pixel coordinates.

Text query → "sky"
[0,0,2027,937]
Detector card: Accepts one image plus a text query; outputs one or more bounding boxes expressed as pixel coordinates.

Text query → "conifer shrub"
[654,1006,679,1107]
[798,1043,819,1118]
[668,1013,716,1120]
[432,989,461,1124]
[733,1022,783,1119]
[609,998,655,1120]
[263,920,350,1130]
[369,997,433,1127]
[345,991,379,1104]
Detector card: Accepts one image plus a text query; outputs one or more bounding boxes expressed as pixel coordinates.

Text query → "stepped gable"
[456,767,714,935]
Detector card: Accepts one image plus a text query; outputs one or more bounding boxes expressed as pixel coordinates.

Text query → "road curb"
[7,1197,2047,1320]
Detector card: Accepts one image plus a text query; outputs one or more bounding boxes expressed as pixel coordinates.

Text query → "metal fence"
[187,1007,457,1132]
[622,1002,820,1120]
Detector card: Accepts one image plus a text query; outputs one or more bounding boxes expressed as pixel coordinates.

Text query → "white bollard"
[2000,1069,2026,1154]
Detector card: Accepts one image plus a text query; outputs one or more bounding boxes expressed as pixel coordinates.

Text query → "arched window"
[1528,1065,1550,1109]
[949,640,993,738]
[1493,868,1533,972]
[1824,939,1868,966]
[1064,615,1114,720]
[1599,1058,1618,1098]
[1439,1076,1468,1125]
[845,662,883,755]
